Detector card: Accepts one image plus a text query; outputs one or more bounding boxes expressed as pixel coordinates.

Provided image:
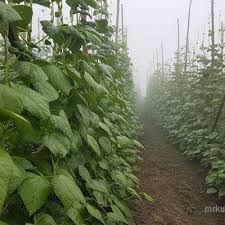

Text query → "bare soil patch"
[131,119,225,225]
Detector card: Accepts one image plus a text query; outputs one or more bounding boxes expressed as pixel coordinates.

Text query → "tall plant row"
[146,1,225,197]
[0,0,144,224]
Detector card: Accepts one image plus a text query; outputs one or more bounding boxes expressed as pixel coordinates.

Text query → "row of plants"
[146,7,225,197]
[0,0,146,224]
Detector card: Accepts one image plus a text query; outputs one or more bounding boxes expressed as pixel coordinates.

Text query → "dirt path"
[131,119,225,225]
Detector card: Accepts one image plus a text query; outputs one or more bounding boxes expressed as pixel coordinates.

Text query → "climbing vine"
[147,14,225,197]
[0,1,146,224]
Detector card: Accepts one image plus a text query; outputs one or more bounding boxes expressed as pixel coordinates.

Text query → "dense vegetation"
[147,6,225,198]
[0,1,146,224]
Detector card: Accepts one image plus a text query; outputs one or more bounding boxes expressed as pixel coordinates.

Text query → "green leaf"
[0,148,14,213]
[43,65,73,95]
[110,195,133,218]
[111,171,131,187]
[98,136,111,154]
[99,63,114,78]
[77,104,90,127]
[12,156,34,170]
[0,107,34,137]
[84,0,97,8]
[0,2,21,23]
[67,202,86,225]
[19,176,51,216]
[32,0,50,7]
[86,179,108,194]
[43,133,70,158]
[117,136,131,148]
[33,82,59,102]
[83,61,95,75]
[15,62,48,84]
[86,204,105,224]
[34,213,57,225]
[133,140,144,149]
[50,111,73,140]
[78,165,91,181]
[66,66,82,83]
[12,5,32,32]
[84,72,108,94]
[107,205,127,224]
[8,160,25,194]
[52,175,86,209]
[0,84,23,113]
[12,0,50,7]
[143,192,154,203]
[99,122,112,136]
[207,188,217,194]
[84,72,98,90]
[16,85,50,120]
[87,134,101,156]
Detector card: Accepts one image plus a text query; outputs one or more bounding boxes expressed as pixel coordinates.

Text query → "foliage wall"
[0,1,145,224]
[147,36,225,197]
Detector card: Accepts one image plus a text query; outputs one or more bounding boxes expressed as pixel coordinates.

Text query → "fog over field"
[111,0,225,95]
[33,0,225,95]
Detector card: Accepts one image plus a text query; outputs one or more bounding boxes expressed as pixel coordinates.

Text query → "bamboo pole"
[121,4,124,45]
[184,0,193,75]
[211,0,215,68]
[156,48,159,70]
[115,0,120,45]
[161,42,164,83]
[153,52,155,71]
[221,22,224,61]
[212,94,225,132]
[176,18,180,81]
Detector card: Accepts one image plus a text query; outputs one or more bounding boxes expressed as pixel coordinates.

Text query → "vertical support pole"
[156,49,159,71]
[121,4,124,45]
[211,0,215,68]
[221,22,224,61]
[161,42,164,83]
[184,0,193,76]
[176,18,180,81]
[115,0,120,46]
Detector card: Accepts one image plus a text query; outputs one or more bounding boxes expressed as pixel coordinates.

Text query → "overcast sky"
[33,1,225,95]
[110,0,225,95]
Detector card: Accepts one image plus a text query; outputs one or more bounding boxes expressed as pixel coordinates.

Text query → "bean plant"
[0,1,145,224]
[147,23,225,197]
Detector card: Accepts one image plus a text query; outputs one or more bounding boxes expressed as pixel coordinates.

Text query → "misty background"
[33,0,225,95]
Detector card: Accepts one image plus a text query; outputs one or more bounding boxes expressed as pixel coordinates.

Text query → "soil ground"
[131,118,225,225]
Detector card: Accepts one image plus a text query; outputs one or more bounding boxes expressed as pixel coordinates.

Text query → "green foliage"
[19,176,51,216]
[0,1,143,224]
[147,32,225,198]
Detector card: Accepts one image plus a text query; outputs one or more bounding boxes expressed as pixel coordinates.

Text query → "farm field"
[1,0,225,225]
